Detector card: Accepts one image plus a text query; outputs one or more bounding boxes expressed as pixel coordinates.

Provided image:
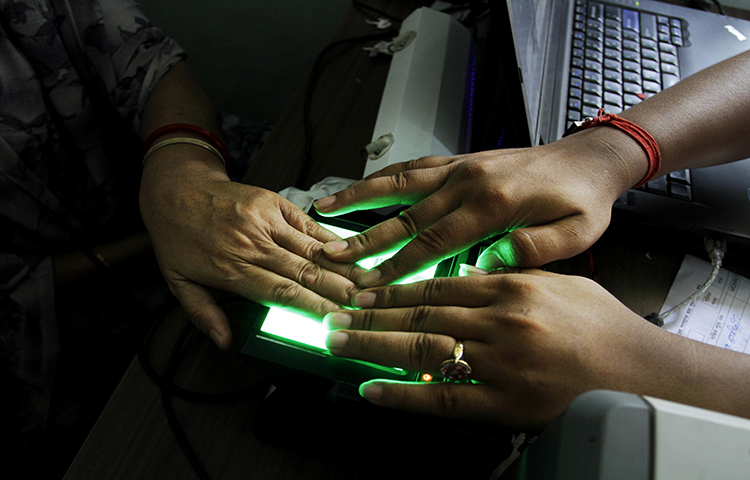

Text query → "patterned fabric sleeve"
[65,0,187,132]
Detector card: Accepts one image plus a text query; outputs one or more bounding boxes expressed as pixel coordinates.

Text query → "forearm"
[622,321,750,420]
[554,50,750,197]
[52,231,153,286]
[621,49,750,175]
[141,61,223,141]
[139,60,230,224]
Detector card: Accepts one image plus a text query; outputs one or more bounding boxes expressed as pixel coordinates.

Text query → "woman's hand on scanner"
[140,149,364,350]
[313,128,644,287]
[323,268,750,430]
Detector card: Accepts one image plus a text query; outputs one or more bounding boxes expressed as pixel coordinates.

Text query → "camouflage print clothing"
[0,0,185,434]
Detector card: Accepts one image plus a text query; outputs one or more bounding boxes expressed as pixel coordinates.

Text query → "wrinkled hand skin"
[140,150,364,350]
[324,269,723,431]
[315,133,639,287]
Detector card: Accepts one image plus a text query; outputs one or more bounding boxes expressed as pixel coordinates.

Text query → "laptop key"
[643,80,660,93]
[669,183,692,201]
[582,106,600,117]
[622,9,639,32]
[567,109,582,121]
[622,49,640,62]
[624,93,641,106]
[669,170,691,184]
[641,38,657,50]
[640,13,658,41]
[642,69,659,83]
[662,73,680,89]
[623,71,641,84]
[584,70,603,83]
[584,82,603,96]
[589,2,604,22]
[659,43,677,55]
[660,52,678,65]
[605,5,621,21]
[623,82,641,94]
[604,91,623,108]
[622,39,639,51]
[641,48,658,61]
[603,65,621,78]
[661,63,678,75]
[605,27,622,41]
[647,176,668,194]
[604,80,622,95]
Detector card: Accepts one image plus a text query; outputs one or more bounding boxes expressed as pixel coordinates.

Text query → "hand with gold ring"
[324,269,750,431]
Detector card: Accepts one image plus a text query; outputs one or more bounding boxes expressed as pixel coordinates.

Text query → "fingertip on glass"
[458,263,489,277]
[322,240,348,254]
[359,381,384,402]
[314,195,336,210]
[323,312,352,330]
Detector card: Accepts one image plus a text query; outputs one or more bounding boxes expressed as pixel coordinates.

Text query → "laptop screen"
[506,0,554,144]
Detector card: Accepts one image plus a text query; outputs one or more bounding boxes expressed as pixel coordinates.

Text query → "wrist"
[557,124,650,198]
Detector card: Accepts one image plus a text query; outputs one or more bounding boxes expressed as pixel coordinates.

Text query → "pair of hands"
[141,132,631,354]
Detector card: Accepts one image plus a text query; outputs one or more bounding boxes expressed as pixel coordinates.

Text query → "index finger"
[313,159,452,216]
[346,207,492,287]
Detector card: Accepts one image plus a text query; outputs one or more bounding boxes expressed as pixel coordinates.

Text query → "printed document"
[662,254,750,353]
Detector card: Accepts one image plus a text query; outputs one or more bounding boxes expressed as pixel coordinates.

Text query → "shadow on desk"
[63,300,514,480]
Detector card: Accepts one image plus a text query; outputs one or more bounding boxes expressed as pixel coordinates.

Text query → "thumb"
[170,279,233,350]
[477,217,603,269]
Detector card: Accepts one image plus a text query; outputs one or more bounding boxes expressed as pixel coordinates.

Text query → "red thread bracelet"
[142,123,230,169]
[564,109,661,188]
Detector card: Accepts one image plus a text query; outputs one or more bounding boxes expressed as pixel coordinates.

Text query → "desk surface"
[64,2,750,479]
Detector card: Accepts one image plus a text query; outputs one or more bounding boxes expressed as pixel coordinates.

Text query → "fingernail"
[323,241,348,254]
[459,264,489,277]
[314,195,336,210]
[325,331,349,350]
[357,268,381,287]
[324,312,352,330]
[352,291,376,308]
[209,329,225,350]
[476,251,504,270]
[359,381,384,402]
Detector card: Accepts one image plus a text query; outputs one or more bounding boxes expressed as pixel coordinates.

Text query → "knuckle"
[418,278,444,304]
[395,209,420,238]
[434,385,463,418]
[388,171,411,193]
[411,227,449,256]
[508,229,543,267]
[408,332,440,370]
[270,281,303,309]
[295,261,325,289]
[459,159,492,181]
[356,309,376,331]
[405,305,432,332]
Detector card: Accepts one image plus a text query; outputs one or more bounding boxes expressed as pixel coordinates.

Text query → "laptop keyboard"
[568,0,691,200]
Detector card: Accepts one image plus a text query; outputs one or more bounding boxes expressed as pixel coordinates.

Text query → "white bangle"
[142,137,227,168]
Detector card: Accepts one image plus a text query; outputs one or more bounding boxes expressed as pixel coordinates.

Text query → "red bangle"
[564,110,661,188]
[142,123,230,169]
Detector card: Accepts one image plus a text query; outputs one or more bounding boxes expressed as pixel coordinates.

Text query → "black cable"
[295,29,397,189]
[137,295,271,480]
[351,0,404,23]
[690,0,727,15]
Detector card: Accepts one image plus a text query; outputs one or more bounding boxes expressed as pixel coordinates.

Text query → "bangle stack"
[141,123,230,169]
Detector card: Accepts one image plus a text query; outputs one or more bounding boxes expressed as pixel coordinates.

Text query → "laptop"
[485,0,750,242]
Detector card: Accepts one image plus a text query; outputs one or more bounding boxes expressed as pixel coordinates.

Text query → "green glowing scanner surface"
[260,223,438,351]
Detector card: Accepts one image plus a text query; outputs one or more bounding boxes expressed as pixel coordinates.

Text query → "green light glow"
[260,223,438,351]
